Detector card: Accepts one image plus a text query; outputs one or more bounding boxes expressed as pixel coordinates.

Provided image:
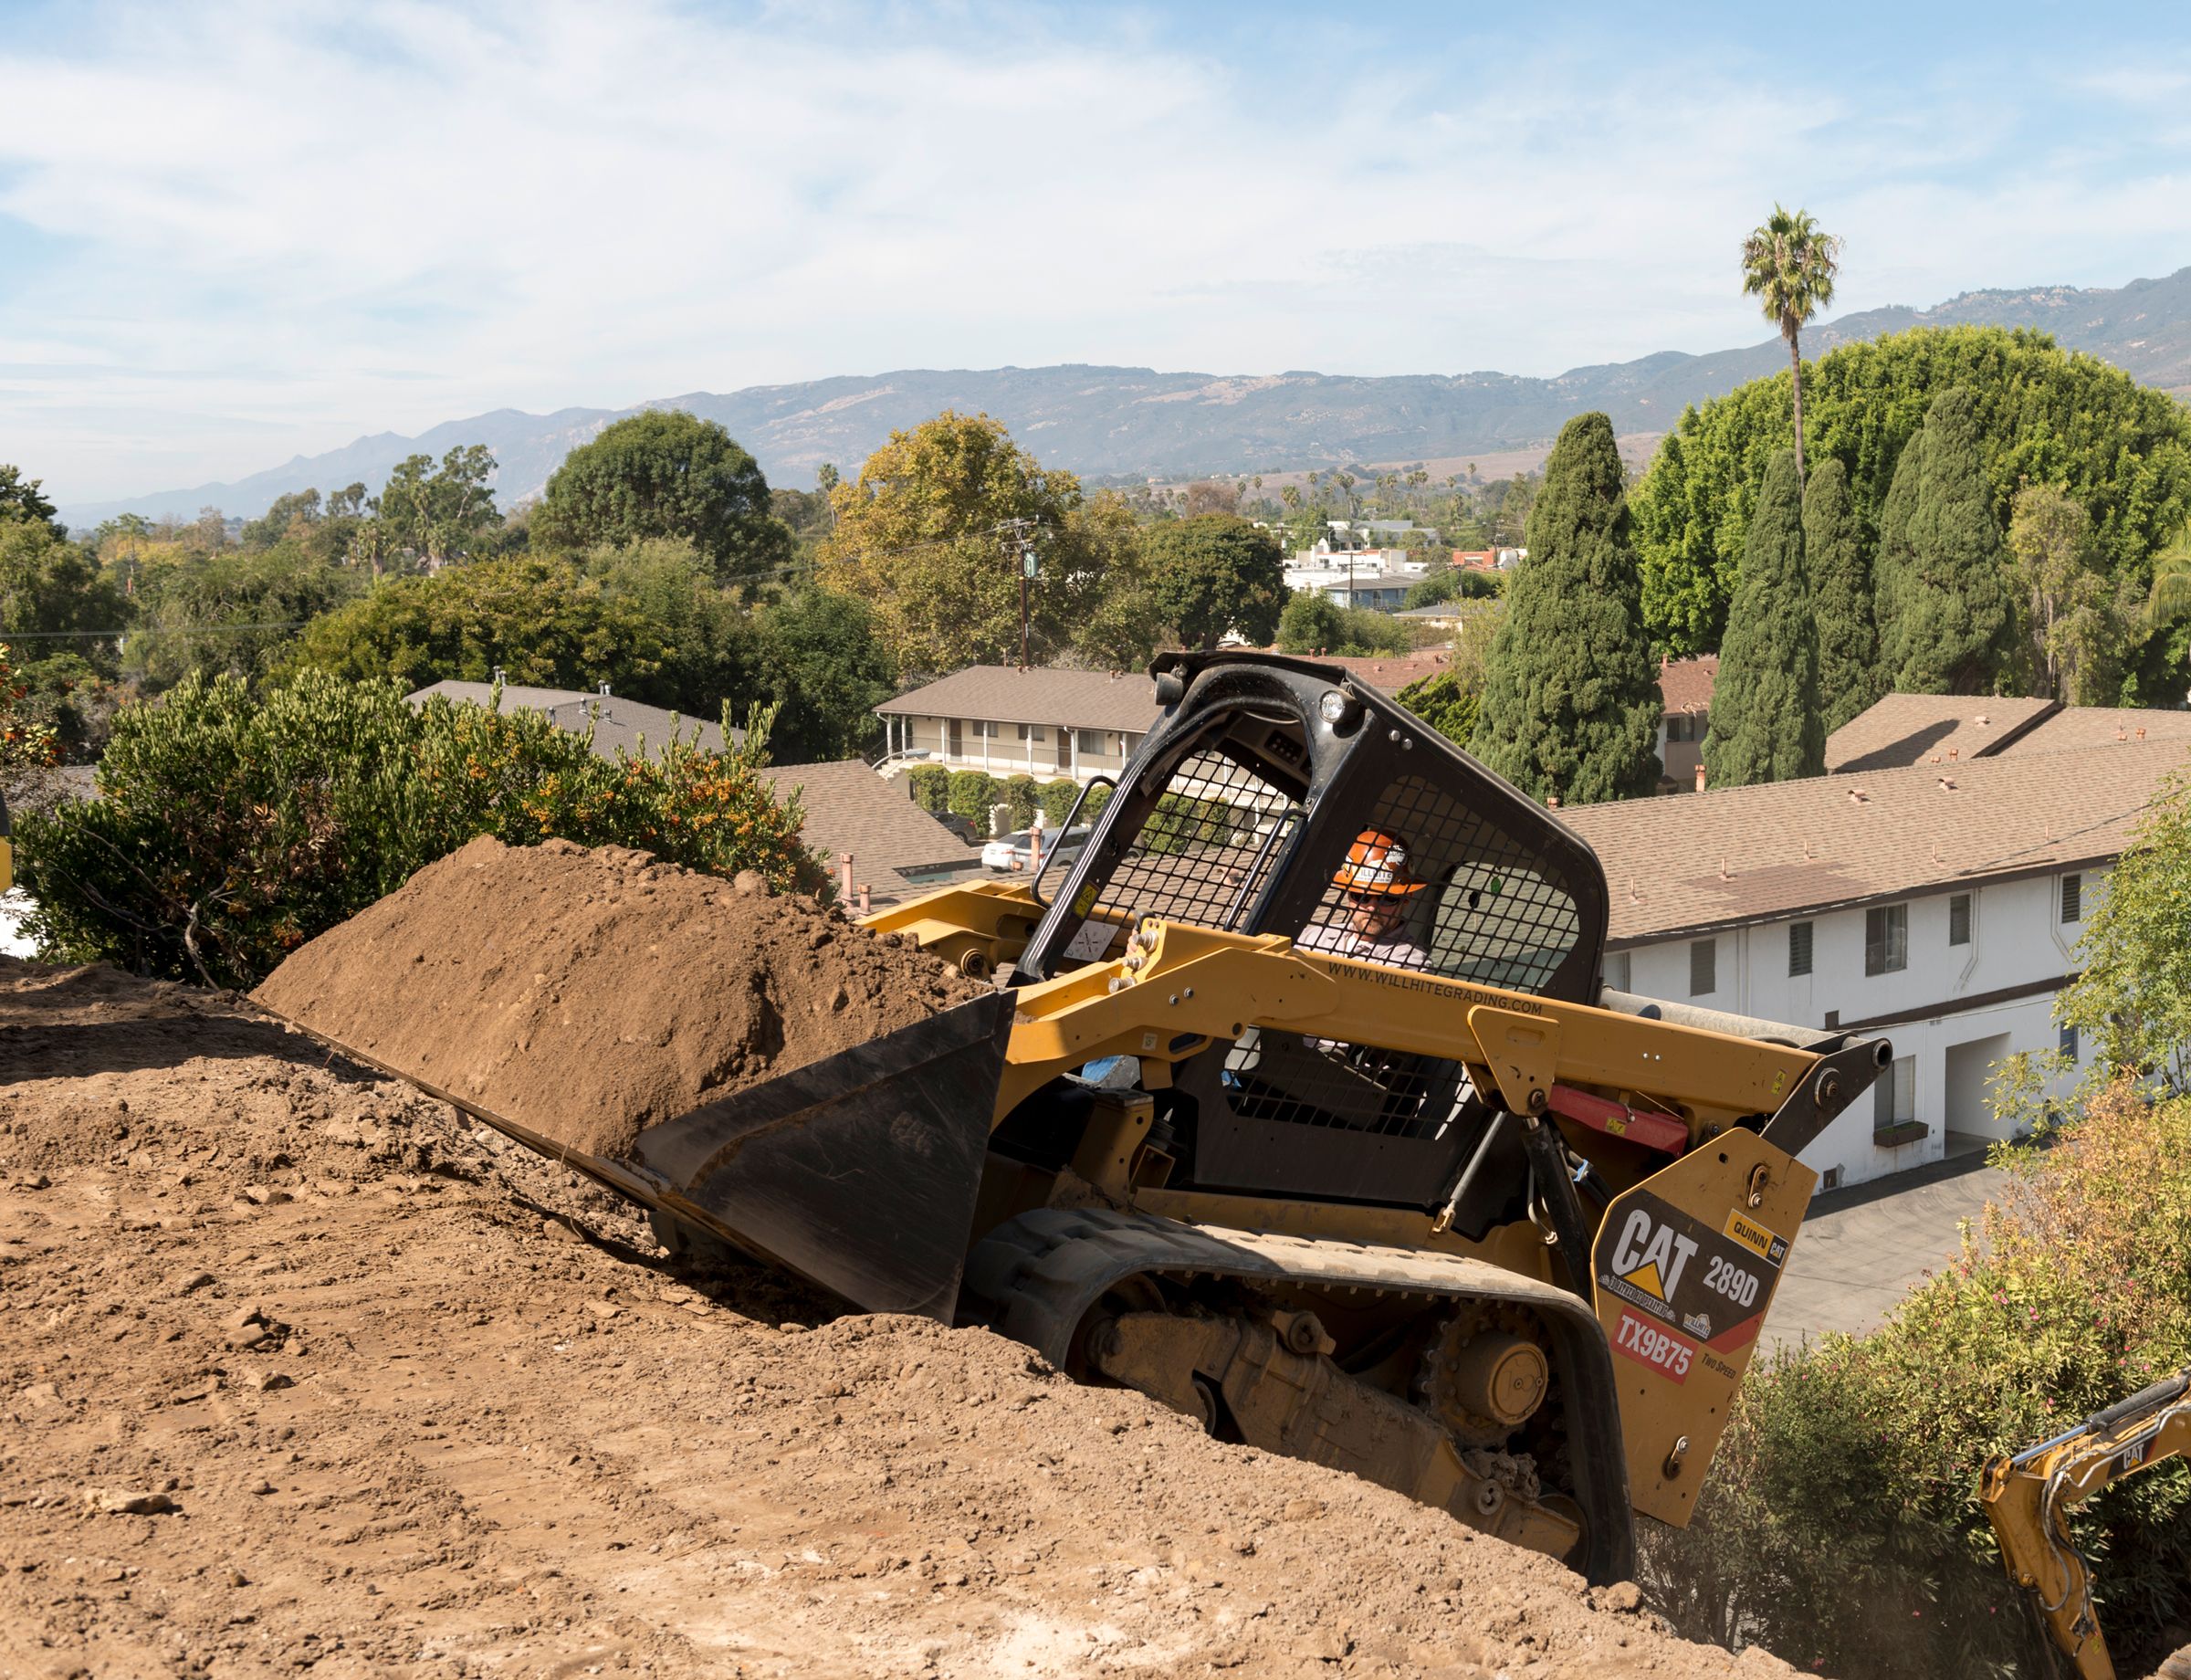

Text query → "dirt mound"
[0,956,1797,1677]
[253,836,985,1160]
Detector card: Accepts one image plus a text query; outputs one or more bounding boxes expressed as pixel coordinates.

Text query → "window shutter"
[1689,940,1716,996]
[1788,921,1813,977]
[1949,893,1970,947]
[2060,875,2081,923]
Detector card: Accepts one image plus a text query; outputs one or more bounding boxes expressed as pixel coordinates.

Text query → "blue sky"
[3,0,2189,502]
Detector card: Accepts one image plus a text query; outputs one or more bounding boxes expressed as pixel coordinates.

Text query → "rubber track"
[961,1204,1636,1582]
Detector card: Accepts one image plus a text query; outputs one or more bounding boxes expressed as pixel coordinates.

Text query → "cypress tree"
[1804,457,1876,730]
[1871,426,1926,688]
[1474,413,1662,804]
[1885,387,2016,693]
[1704,450,1824,785]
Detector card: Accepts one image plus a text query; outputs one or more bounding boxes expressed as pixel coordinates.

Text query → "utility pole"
[1001,519,1041,669]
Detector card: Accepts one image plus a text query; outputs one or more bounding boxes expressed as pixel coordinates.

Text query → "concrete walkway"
[1758,1149,2012,1360]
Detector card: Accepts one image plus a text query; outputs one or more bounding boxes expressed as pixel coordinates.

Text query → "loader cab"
[1004,652,1610,1219]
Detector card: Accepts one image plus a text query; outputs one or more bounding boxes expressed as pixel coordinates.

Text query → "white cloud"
[1,3,2188,500]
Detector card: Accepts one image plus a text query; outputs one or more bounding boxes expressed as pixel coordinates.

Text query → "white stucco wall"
[1615,867,2097,1191]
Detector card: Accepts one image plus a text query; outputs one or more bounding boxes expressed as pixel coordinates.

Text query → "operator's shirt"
[1295,916,1432,973]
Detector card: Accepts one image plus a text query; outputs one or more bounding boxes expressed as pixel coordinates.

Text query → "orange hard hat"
[1334,828,1425,897]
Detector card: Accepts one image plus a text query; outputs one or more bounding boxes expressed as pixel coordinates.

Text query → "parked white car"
[981,825,1091,875]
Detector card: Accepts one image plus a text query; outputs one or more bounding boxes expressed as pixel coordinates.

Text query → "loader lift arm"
[1980,1366,2191,1679]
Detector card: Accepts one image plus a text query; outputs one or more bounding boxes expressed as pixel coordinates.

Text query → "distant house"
[405,678,744,758]
[1655,656,1717,789]
[756,759,980,905]
[876,667,1160,784]
[1563,731,2191,1192]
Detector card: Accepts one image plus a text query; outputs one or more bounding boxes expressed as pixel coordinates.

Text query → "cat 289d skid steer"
[299,652,1891,1582]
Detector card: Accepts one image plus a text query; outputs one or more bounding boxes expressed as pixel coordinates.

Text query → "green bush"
[1000,772,1042,831]
[946,769,997,832]
[905,763,950,814]
[1038,778,1080,830]
[17,670,823,990]
[1641,1077,2191,1676]
[1137,793,1243,856]
[1397,670,1480,751]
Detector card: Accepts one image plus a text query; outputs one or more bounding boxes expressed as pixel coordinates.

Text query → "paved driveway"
[1758,1152,2011,1360]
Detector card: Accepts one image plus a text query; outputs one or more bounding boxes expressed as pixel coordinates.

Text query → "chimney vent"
[1693,763,1707,793]
[1938,775,1957,791]
[492,666,506,684]
[599,681,611,697]
[1848,788,1869,804]
[2137,726,2147,740]
[1949,746,1959,761]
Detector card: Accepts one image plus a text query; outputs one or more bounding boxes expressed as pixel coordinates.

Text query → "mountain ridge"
[58,268,2191,529]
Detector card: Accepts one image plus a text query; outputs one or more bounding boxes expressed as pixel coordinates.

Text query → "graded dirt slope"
[253,835,984,1160]
[0,956,1798,1678]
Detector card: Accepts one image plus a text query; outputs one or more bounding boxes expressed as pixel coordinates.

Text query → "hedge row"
[18,671,821,989]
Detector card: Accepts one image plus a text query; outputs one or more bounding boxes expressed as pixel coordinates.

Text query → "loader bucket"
[265,989,1013,1323]
[636,992,1013,1319]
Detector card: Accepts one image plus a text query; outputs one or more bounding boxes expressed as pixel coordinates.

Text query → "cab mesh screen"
[1098,748,1302,933]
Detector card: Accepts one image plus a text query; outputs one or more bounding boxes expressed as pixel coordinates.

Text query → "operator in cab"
[1296,828,1431,971]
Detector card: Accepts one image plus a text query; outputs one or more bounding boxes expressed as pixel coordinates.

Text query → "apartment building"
[1562,725,2189,1190]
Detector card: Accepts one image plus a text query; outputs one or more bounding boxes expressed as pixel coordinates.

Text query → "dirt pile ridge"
[0,955,1799,1678]
[253,836,985,1160]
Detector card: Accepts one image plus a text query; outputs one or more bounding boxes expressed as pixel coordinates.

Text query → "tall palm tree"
[1741,205,1844,488]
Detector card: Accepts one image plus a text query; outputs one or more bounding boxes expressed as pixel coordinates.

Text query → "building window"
[1076,729,1106,756]
[1689,939,1716,997]
[1872,1054,1916,1131]
[1604,951,1631,993]
[1823,1009,1840,1029]
[1665,715,1693,744]
[1015,723,1030,740]
[1787,920,1813,978]
[973,719,1000,739]
[1864,904,1907,976]
[2060,874,2082,923]
[1948,893,1971,947]
[2060,1024,2079,1063]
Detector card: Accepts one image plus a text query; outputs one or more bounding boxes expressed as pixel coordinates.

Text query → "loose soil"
[252,837,984,1160]
[0,953,1800,1678]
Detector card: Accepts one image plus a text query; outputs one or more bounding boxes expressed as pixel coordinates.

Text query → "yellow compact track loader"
[1982,1365,2191,1679]
[289,652,1890,1581]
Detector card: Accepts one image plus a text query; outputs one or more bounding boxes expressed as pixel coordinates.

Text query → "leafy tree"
[16,671,821,987]
[240,489,322,551]
[1869,426,1926,681]
[2008,482,2128,704]
[127,541,364,693]
[1738,205,1841,487]
[947,769,998,831]
[0,515,127,651]
[2059,772,2191,1093]
[754,587,897,763]
[0,641,60,805]
[1882,388,2018,694]
[998,773,1041,830]
[1274,592,1408,656]
[1702,450,1823,784]
[1473,413,1661,805]
[1396,671,1479,750]
[0,465,65,540]
[816,412,1122,677]
[1632,326,2191,656]
[535,411,790,583]
[373,446,501,568]
[905,764,949,814]
[288,555,668,699]
[1138,514,1285,651]
[586,537,758,717]
[1805,458,1876,731]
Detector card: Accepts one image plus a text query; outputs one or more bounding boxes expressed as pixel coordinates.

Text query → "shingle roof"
[1656,655,1717,715]
[757,759,979,903]
[876,667,1161,732]
[1560,738,2191,945]
[1824,694,2056,773]
[1316,651,1456,693]
[406,680,743,757]
[1997,705,2191,759]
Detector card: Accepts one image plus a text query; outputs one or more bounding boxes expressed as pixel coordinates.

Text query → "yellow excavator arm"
[1981,1366,2191,1679]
